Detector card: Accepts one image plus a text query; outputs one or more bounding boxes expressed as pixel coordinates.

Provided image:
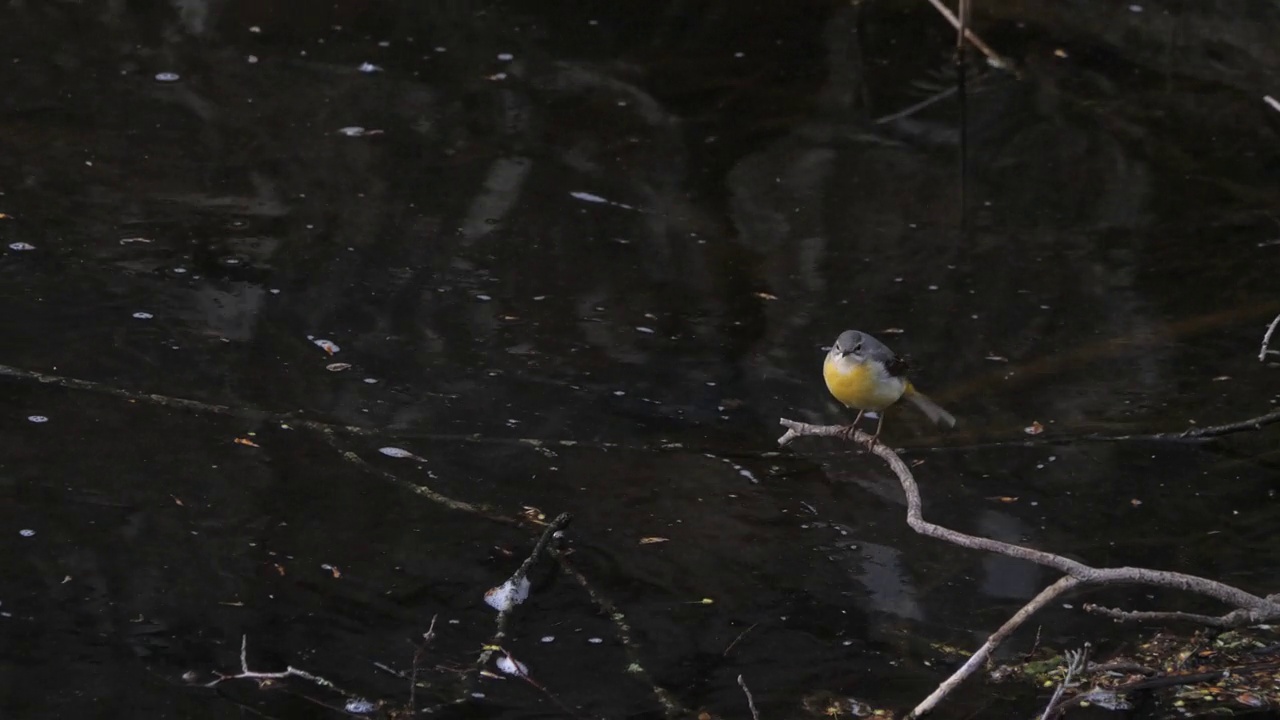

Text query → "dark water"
[2,1,1279,718]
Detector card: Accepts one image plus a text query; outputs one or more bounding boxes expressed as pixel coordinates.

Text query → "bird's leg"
[840,410,865,442]
[868,413,885,446]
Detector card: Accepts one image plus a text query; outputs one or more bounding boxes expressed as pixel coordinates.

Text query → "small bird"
[823,329,956,441]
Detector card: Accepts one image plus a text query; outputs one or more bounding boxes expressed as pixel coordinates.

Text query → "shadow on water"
[1,1,1278,718]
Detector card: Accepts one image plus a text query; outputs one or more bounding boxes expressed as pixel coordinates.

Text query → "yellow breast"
[823,355,906,411]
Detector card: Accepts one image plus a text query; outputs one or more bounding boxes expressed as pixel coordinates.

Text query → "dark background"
[1,1,1278,718]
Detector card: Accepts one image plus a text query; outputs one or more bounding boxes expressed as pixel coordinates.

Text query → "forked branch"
[776,419,1280,718]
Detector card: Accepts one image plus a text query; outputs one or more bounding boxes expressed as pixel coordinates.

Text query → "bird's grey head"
[831,330,865,357]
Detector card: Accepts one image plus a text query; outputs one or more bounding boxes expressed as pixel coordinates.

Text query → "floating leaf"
[8,242,35,251]
[1024,421,1045,435]
[639,537,669,545]
[321,563,342,579]
[753,291,778,300]
[234,437,260,448]
[325,362,352,372]
[986,496,1019,503]
[379,446,425,461]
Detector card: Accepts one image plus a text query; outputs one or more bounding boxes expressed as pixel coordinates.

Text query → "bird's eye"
[852,343,863,353]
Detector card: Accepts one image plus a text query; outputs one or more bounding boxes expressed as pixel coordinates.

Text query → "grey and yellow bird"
[823,330,956,440]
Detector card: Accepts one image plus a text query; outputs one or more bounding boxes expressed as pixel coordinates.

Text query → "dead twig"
[206,635,364,710]
[922,0,1010,69]
[1260,312,1280,361]
[1040,643,1089,720]
[776,418,1280,718]
[738,674,761,720]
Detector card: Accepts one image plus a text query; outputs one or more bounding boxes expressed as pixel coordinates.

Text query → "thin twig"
[922,0,1009,69]
[738,674,761,720]
[207,635,355,699]
[1040,643,1089,720]
[723,623,759,657]
[1260,312,1280,361]
[476,513,572,671]
[409,615,438,711]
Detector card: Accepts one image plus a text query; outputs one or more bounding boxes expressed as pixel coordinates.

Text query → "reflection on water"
[1,0,1278,718]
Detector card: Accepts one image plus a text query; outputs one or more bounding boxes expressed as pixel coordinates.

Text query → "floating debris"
[27,416,48,423]
[484,576,531,612]
[132,312,153,320]
[569,191,639,211]
[495,655,528,678]
[8,242,35,251]
[1024,421,1045,435]
[378,447,426,461]
[154,72,181,82]
[357,62,383,73]
[19,529,36,537]
[344,698,377,714]
[312,338,340,355]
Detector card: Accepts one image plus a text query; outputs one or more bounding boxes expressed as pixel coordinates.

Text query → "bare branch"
[777,418,1280,718]
[910,577,1080,718]
[778,419,1280,615]
[1260,312,1280,361]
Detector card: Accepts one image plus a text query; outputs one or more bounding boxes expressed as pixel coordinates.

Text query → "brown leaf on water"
[234,437,261,448]
[639,537,669,545]
[521,506,547,523]
[1024,421,1045,435]
[986,496,1019,503]
[1131,498,1143,507]
[273,564,286,576]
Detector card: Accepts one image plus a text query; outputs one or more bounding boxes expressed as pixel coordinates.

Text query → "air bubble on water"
[19,529,35,537]
[358,62,383,73]
[338,126,366,137]
[132,311,153,319]
[362,377,378,384]
[154,72,180,83]
[497,53,514,61]
[540,635,556,643]
[588,637,603,644]
[28,416,48,423]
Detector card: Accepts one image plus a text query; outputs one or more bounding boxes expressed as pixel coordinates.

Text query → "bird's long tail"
[904,385,956,428]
